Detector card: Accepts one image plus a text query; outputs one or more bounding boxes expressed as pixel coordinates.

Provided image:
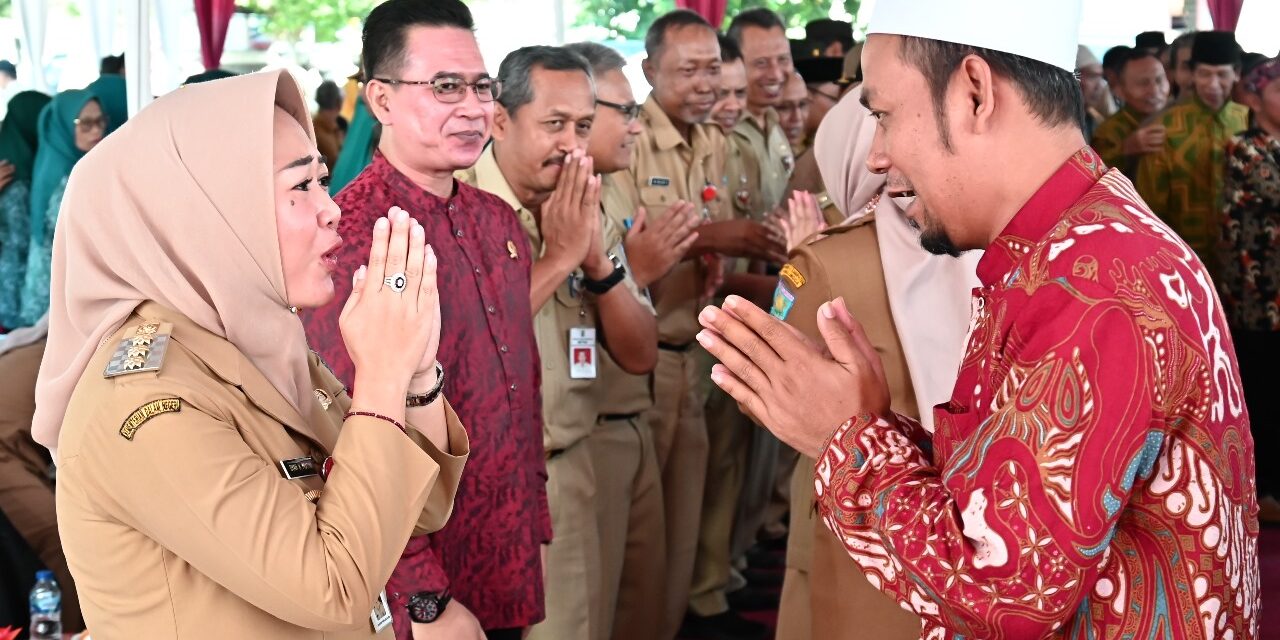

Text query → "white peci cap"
[866,0,1084,71]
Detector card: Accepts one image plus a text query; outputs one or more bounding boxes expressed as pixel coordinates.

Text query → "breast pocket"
[639,185,677,215]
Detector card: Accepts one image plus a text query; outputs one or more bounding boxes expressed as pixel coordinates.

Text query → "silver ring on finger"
[384,272,408,294]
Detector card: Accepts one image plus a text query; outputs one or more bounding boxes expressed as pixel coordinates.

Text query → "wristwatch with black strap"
[582,253,626,295]
[407,589,452,623]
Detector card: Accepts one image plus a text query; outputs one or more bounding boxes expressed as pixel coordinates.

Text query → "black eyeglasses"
[373,76,502,103]
[596,99,642,123]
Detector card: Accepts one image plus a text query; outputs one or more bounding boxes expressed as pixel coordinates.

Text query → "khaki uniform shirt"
[733,108,794,219]
[773,217,921,639]
[624,96,728,345]
[597,172,655,416]
[459,147,651,450]
[56,302,469,639]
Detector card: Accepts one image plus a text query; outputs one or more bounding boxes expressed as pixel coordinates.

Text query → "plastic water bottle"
[29,569,62,639]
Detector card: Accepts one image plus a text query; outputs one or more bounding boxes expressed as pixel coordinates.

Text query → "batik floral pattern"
[816,149,1259,639]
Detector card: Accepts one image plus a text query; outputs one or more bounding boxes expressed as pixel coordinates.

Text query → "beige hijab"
[813,86,981,429]
[33,70,317,451]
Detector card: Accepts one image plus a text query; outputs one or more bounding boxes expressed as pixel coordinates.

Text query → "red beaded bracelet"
[344,411,407,433]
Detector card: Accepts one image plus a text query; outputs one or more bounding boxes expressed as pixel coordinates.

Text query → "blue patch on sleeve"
[770,282,796,321]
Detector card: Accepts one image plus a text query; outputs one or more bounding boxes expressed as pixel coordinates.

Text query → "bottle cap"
[35,569,55,582]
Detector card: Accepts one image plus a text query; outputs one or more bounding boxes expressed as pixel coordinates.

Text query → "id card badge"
[370,590,393,632]
[569,327,597,379]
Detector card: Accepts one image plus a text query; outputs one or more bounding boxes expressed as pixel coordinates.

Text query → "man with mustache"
[695,0,1258,636]
[456,45,658,640]
[1091,49,1171,180]
[302,2,546,638]
[1138,31,1249,275]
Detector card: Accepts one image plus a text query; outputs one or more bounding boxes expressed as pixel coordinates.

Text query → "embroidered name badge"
[279,457,319,480]
[779,264,806,289]
[648,176,671,187]
[770,283,796,321]
[119,398,182,441]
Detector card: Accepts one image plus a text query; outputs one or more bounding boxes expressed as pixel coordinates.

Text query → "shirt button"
[500,345,509,353]
[510,383,518,391]
[455,229,464,238]
[487,305,496,314]
[474,267,482,275]
[448,203,455,212]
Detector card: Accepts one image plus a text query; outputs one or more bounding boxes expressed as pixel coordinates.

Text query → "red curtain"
[675,0,729,29]
[194,0,236,70]
[1206,0,1245,31]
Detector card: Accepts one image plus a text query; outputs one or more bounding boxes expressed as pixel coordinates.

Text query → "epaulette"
[104,321,171,378]
[819,211,877,236]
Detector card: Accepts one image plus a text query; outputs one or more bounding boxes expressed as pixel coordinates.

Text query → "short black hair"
[1102,46,1133,73]
[899,36,1084,152]
[0,60,15,79]
[564,42,627,76]
[1119,49,1163,79]
[645,10,715,62]
[316,80,343,111]
[362,0,475,80]
[718,33,742,63]
[100,54,125,75]
[497,46,594,118]
[727,8,785,48]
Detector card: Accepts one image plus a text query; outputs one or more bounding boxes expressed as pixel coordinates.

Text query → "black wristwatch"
[407,589,451,623]
[582,253,626,295]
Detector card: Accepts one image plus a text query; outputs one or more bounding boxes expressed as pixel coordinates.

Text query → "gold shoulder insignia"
[104,322,170,378]
[779,264,807,289]
[119,398,182,440]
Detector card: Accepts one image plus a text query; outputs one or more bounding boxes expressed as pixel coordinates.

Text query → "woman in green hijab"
[19,90,105,326]
[0,91,52,329]
[86,74,128,135]
[328,96,380,195]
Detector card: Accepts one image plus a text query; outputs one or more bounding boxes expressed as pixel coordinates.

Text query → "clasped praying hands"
[694,295,891,458]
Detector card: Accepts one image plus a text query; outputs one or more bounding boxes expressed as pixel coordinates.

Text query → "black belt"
[599,412,642,423]
[658,340,694,352]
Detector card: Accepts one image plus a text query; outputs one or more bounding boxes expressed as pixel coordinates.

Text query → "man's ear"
[492,103,511,142]
[365,81,393,126]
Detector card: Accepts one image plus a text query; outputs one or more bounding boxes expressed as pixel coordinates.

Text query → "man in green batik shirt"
[1091,49,1170,180]
[1137,30,1249,274]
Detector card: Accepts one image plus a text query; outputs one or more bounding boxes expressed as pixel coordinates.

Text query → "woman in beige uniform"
[32,70,469,638]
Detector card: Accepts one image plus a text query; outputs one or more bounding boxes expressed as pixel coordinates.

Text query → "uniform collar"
[471,144,542,248]
[735,107,779,138]
[473,144,525,212]
[132,301,317,446]
[642,96,692,152]
[975,146,1108,288]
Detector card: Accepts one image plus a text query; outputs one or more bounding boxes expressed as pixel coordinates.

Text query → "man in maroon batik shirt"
[301,1,548,639]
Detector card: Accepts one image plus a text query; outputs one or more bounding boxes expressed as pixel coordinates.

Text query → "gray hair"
[497,45,595,117]
[564,42,627,76]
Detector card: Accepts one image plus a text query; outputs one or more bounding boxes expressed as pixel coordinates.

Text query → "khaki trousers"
[687,385,751,617]
[528,441,601,640]
[646,348,709,639]
[590,416,666,640]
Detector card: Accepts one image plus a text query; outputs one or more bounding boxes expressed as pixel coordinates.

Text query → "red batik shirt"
[815,148,1259,639]
[302,152,551,633]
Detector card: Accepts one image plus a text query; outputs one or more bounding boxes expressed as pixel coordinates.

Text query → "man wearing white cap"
[693,0,1260,637]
